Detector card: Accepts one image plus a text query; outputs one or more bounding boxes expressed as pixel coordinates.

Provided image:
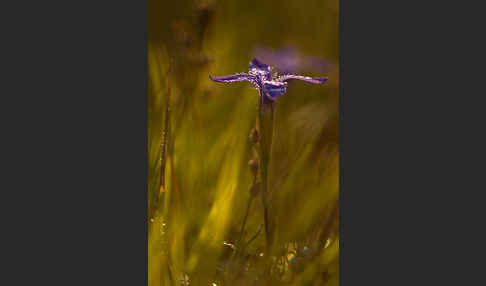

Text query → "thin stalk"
[258,91,277,281]
[258,91,275,248]
[157,61,171,214]
[238,197,253,243]
[244,224,263,248]
[238,175,257,245]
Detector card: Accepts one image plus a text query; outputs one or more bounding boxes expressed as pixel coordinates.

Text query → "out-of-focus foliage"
[149,0,338,285]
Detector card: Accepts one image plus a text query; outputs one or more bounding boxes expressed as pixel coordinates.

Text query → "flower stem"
[258,91,275,248]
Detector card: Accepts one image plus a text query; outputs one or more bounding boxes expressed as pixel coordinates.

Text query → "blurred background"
[148,0,338,285]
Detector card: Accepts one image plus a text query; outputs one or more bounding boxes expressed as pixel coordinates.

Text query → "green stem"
[258,91,275,248]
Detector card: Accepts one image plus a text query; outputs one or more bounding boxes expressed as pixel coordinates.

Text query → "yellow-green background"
[149,0,338,285]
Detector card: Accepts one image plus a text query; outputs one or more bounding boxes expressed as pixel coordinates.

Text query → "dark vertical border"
[338,0,472,284]
[2,0,148,285]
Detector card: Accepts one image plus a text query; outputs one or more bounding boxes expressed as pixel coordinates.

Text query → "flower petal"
[249,58,272,80]
[209,73,256,83]
[249,58,269,70]
[277,74,328,84]
[254,46,300,74]
[263,80,287,100]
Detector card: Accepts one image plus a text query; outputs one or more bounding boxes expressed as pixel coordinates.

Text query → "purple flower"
[253,45,332,74]
[209,58,327,102]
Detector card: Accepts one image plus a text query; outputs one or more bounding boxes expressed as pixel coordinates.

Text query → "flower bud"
[248,159,258,176]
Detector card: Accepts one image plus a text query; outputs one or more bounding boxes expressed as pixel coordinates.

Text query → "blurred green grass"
[149,0,338,285]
